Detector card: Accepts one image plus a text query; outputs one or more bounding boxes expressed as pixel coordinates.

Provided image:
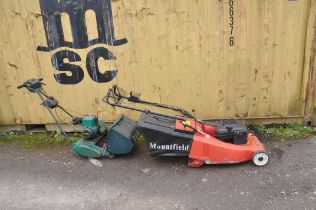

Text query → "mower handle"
[104,85,202,120]
[17,84,27,89]
[17,78,43,89]
[110,85,198,120]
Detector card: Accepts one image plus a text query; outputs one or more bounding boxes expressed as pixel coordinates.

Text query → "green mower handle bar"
[17,78,81,141]
[103,86,201,124]
[17,78,75,118]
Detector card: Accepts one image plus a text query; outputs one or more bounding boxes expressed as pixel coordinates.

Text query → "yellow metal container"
[0,0,315,126]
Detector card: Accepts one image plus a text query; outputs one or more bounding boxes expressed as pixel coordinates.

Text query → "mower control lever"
[180,121,198,132]
[180,120,206,136]
[72,117,82,125]
[128,95,140,103]
[41,97,59,109]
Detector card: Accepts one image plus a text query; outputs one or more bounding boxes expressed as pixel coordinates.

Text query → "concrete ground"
[0,137,315,210]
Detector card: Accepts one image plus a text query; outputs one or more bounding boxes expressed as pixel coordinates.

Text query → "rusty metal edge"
[303,0,316,125]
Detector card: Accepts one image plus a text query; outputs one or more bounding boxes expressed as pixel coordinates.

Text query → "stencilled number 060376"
[229,0,234,46]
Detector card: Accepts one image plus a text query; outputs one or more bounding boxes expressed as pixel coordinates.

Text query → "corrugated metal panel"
[0,0,314,125]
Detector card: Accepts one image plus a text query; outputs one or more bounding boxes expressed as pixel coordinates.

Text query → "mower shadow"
[151,156,252,171]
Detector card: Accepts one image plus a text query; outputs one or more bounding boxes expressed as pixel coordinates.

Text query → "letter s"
[51,50,84,84]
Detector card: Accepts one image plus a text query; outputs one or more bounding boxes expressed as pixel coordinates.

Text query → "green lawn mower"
[17,78,139,158]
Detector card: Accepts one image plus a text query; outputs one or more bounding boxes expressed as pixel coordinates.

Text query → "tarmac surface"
[0,137,315,210]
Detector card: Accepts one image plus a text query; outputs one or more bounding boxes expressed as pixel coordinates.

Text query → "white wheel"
[252,151,269,166]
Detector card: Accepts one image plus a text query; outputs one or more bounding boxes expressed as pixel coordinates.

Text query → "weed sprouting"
[253,122,314,141]
[54,129,67,142]
[0,128,7,138]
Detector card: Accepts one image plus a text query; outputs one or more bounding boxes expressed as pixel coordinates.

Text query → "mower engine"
[72,114,139,158]
[81,116,105,140]
[71,115,111,158]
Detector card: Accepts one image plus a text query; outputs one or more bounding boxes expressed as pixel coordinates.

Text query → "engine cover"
[82,115,99,139]
[214,120,248,144]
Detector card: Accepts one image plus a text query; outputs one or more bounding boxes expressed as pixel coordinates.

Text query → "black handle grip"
[17,84,25,89]
[17,78,44,90]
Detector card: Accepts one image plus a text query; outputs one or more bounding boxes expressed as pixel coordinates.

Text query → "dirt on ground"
[0,137,315,210]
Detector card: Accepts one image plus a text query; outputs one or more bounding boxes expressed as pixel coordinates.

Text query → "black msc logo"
[37,0,127,84]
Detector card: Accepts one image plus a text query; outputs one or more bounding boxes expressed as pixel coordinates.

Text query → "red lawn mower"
[104,86,269,168]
